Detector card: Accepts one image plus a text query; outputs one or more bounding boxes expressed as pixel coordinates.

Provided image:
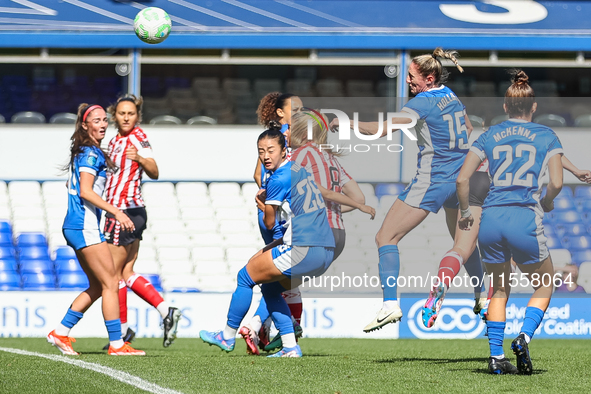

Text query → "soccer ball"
[134,7,171,44]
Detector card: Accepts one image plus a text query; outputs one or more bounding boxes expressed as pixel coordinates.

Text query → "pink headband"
[83,105,103,122]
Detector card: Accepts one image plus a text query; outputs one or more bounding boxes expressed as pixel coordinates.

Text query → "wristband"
[460,207,472,218]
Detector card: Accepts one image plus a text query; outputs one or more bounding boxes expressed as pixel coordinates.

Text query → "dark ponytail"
[257,120,286,150]
[256,92,296,126]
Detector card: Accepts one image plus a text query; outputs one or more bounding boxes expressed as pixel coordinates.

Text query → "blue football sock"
[61,308,83,329]
[253,296,270,324]
[463,246,486,296]
[520,306,544,341]
[105,319,122,342]
[227,266,257,329]
[486,320,506,357]
[261,282,294,336]
[378,245,400,301]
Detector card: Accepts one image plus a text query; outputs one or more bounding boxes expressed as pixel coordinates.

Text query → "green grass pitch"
[1,337,590,393]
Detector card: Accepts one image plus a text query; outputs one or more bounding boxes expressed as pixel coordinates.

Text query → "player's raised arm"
[561,155,591,184]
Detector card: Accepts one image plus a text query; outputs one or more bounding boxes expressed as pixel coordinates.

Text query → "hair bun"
[510,69,529,85]
[268,120,282,131]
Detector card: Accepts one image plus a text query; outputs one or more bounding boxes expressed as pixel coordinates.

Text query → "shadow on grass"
[471,368,547,375]
[375,357,488,364]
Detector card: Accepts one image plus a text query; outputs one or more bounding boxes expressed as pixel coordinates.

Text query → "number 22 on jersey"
[297,176,325,213]
[492,144,536,187]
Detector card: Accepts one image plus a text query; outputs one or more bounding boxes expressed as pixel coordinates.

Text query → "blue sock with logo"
[61,308,83,329]
[463,246,486,297]
[486,320,506,357]
[378,245,400,301]
[261,282,294,336]
[105,319,122,342]
[227,266,257,329]
[520,306,544,342]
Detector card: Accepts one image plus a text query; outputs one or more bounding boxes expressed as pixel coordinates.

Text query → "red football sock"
[437,251,463,289]
[282,288,303,325]
[127,274,164,309]
[118,280,127,324]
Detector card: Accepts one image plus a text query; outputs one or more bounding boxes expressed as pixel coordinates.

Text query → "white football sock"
[55,324,70,337]
[281,333,297,349]
[156,301,169,319]
[223,325,237,340]
[383,300,399,310]
[110,339,125,349]
[249,315,263,333]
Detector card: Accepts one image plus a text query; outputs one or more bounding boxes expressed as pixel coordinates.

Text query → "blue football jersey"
[63,146,108,230]
[471,119,563,208]
[403,85,469,182]
[264,160,292,238]
[290,162,335,248]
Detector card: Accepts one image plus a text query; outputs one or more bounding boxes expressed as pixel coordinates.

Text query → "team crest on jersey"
[115,146,123,153]
[140,141,151,149]
[87,154,97,166]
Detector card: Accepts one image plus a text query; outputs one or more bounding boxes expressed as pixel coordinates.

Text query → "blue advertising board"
[399,294,591,339]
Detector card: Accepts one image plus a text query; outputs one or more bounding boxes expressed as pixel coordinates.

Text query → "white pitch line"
[0,347,184,394]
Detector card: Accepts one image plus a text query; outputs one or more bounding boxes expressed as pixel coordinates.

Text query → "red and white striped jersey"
[291,143,351,229]
[104,127,154,209]
[477,158,489,173]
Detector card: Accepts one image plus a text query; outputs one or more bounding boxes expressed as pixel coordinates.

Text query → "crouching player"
[199,128,335,357]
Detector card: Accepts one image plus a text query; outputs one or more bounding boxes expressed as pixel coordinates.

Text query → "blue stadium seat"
[552,210,584,224]
[55,258,83,274]
[553,198,576,212]
[0,220,12,234]
[0,258,18,272]
[0,232,14,247]
[16,232,48,247]
[142,274,163,292]
[19,246,50,260]
[0,271,21,290]
[563,235,591,251]
[545,235,562,249]
[543,225,555,236]
[575,198,591,213]
[54,245,76,260]
[21,273,56,290]
[0,246,16,259]
[571,250,591,266]
[375,183,406,198]
[58,272,89,290]
[575,186,591,199]
[555,223,589,237]
[20,259,54,274]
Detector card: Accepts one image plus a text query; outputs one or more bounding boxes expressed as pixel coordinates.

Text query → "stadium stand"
[0,180,589,294]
